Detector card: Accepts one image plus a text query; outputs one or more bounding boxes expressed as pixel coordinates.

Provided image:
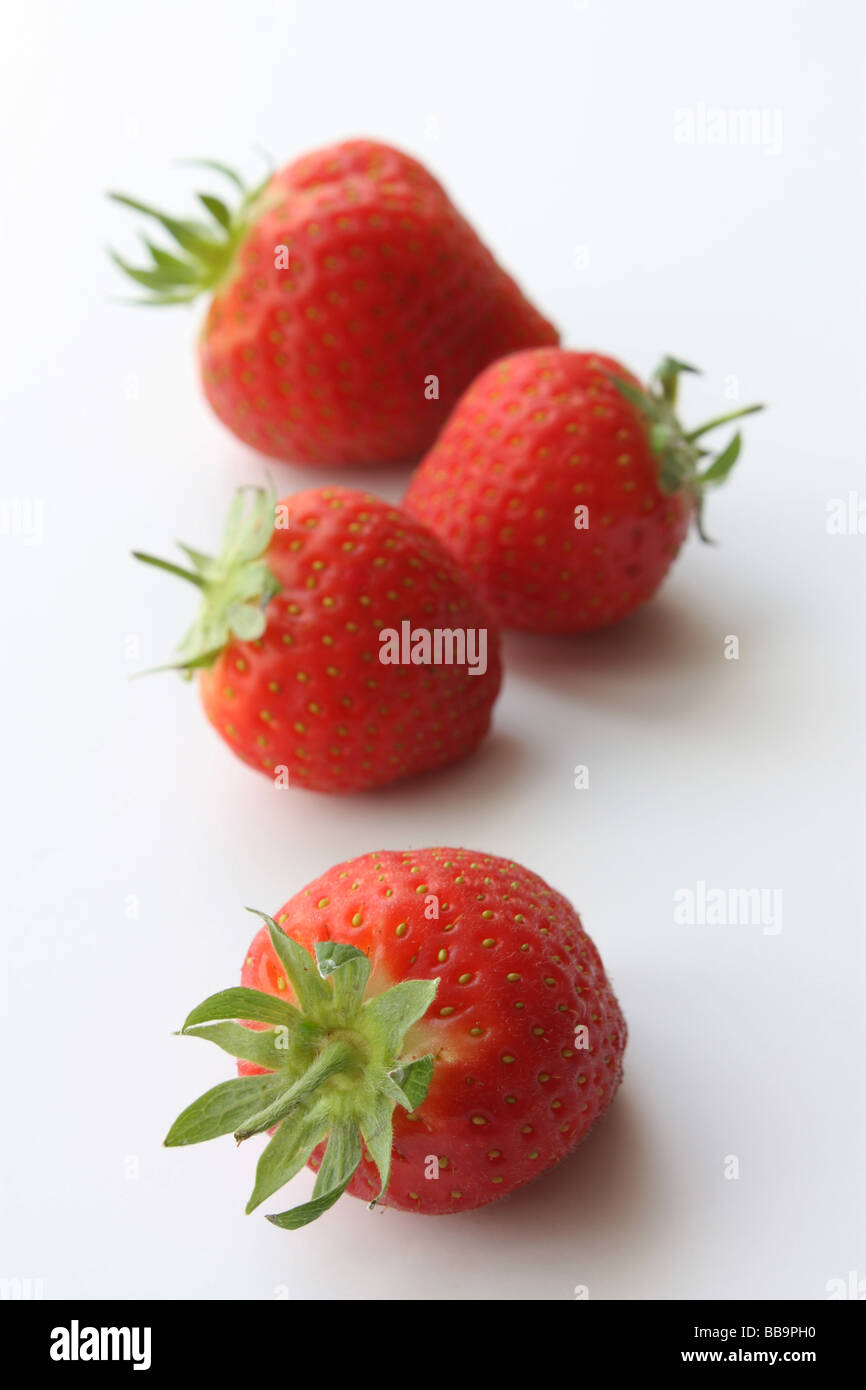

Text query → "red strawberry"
[110,139,558,465]
[134,486,501,792]
[165,848,626,1226]
[404,348,764,632]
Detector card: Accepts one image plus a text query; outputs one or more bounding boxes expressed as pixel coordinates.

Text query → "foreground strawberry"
[165,848,626,1225]
[404,349,764,632]
[109,139,558,465]
[134,486,501,791]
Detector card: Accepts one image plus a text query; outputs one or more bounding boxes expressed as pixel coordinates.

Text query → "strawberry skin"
[403,348,690,632]
[112,140,558,465]
[137,486,501,792]
[404,348,763,633]
[239,848,627,1215]
[200,141,558,464]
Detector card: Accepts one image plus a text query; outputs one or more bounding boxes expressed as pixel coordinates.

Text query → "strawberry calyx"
[133,485,281,677]
[108,159,273,305]
[611,356,765,541]
[165,912,439,1229]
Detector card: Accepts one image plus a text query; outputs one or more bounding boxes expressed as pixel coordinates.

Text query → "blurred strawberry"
[134,485,501,791]
[405,348,764,632]
[110,139,558,464]
[166,847,627,1227]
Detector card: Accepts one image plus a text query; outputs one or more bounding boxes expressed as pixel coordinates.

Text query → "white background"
[1,0,864,1301]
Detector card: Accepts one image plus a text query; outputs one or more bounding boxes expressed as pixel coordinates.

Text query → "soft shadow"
[503,595,718,693]
[274,727,532,821]
[456,1087,657,1251]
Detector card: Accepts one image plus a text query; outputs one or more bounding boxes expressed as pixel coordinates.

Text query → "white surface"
[1,0,864,1301]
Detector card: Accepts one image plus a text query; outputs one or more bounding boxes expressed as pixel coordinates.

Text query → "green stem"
[234,1041,356,1142]
[132,551,206,588]
[685,402,765,442]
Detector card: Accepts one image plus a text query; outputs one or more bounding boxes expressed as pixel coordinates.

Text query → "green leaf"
[225,602,267,642]
[361,977,439,1054]
[609,375,652,414]
[175,542,214,574]
[116,290,200,307]
[132,484,282,674]
[132,550,205,587]
[313,1121,363,1198]
[653,356,701,409]
[164,1072,288,1147]
[246,912,332,1013]
[379,1073,412,1110]
[108,193,221,263]
[656,355,700,380]
[315,941,370,1014]
[175,158,246,193]
[266,1121,362,1230]
[108,251,181,293]
[314,940,367,977]
[685,402,765,443]
[234,1042,354,1142]
[221,486,277,565]
[394,1054,434,1111]
[180,986,302,1032]
[699,431,742,486]
[180,1021,296,1069]
[199,193,232,229]
[360,1095,393,1201]
[266,1181,350,1230]
[143,240,201,282]
[658,452,687,495]
[246,1110,331,1213]
[694,492,714,545]
[649,421,671,456]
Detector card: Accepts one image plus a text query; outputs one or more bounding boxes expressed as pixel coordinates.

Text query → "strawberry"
[109,139,558,465]
[134,486,501,792]
[165,847,626,1226]
[404,348,764,633]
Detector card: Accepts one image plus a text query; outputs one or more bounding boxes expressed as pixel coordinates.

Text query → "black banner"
[0,1298,860,1373]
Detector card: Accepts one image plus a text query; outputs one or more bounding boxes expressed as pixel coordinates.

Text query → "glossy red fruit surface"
[405,348,696,633]
[238,847,627,1215]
